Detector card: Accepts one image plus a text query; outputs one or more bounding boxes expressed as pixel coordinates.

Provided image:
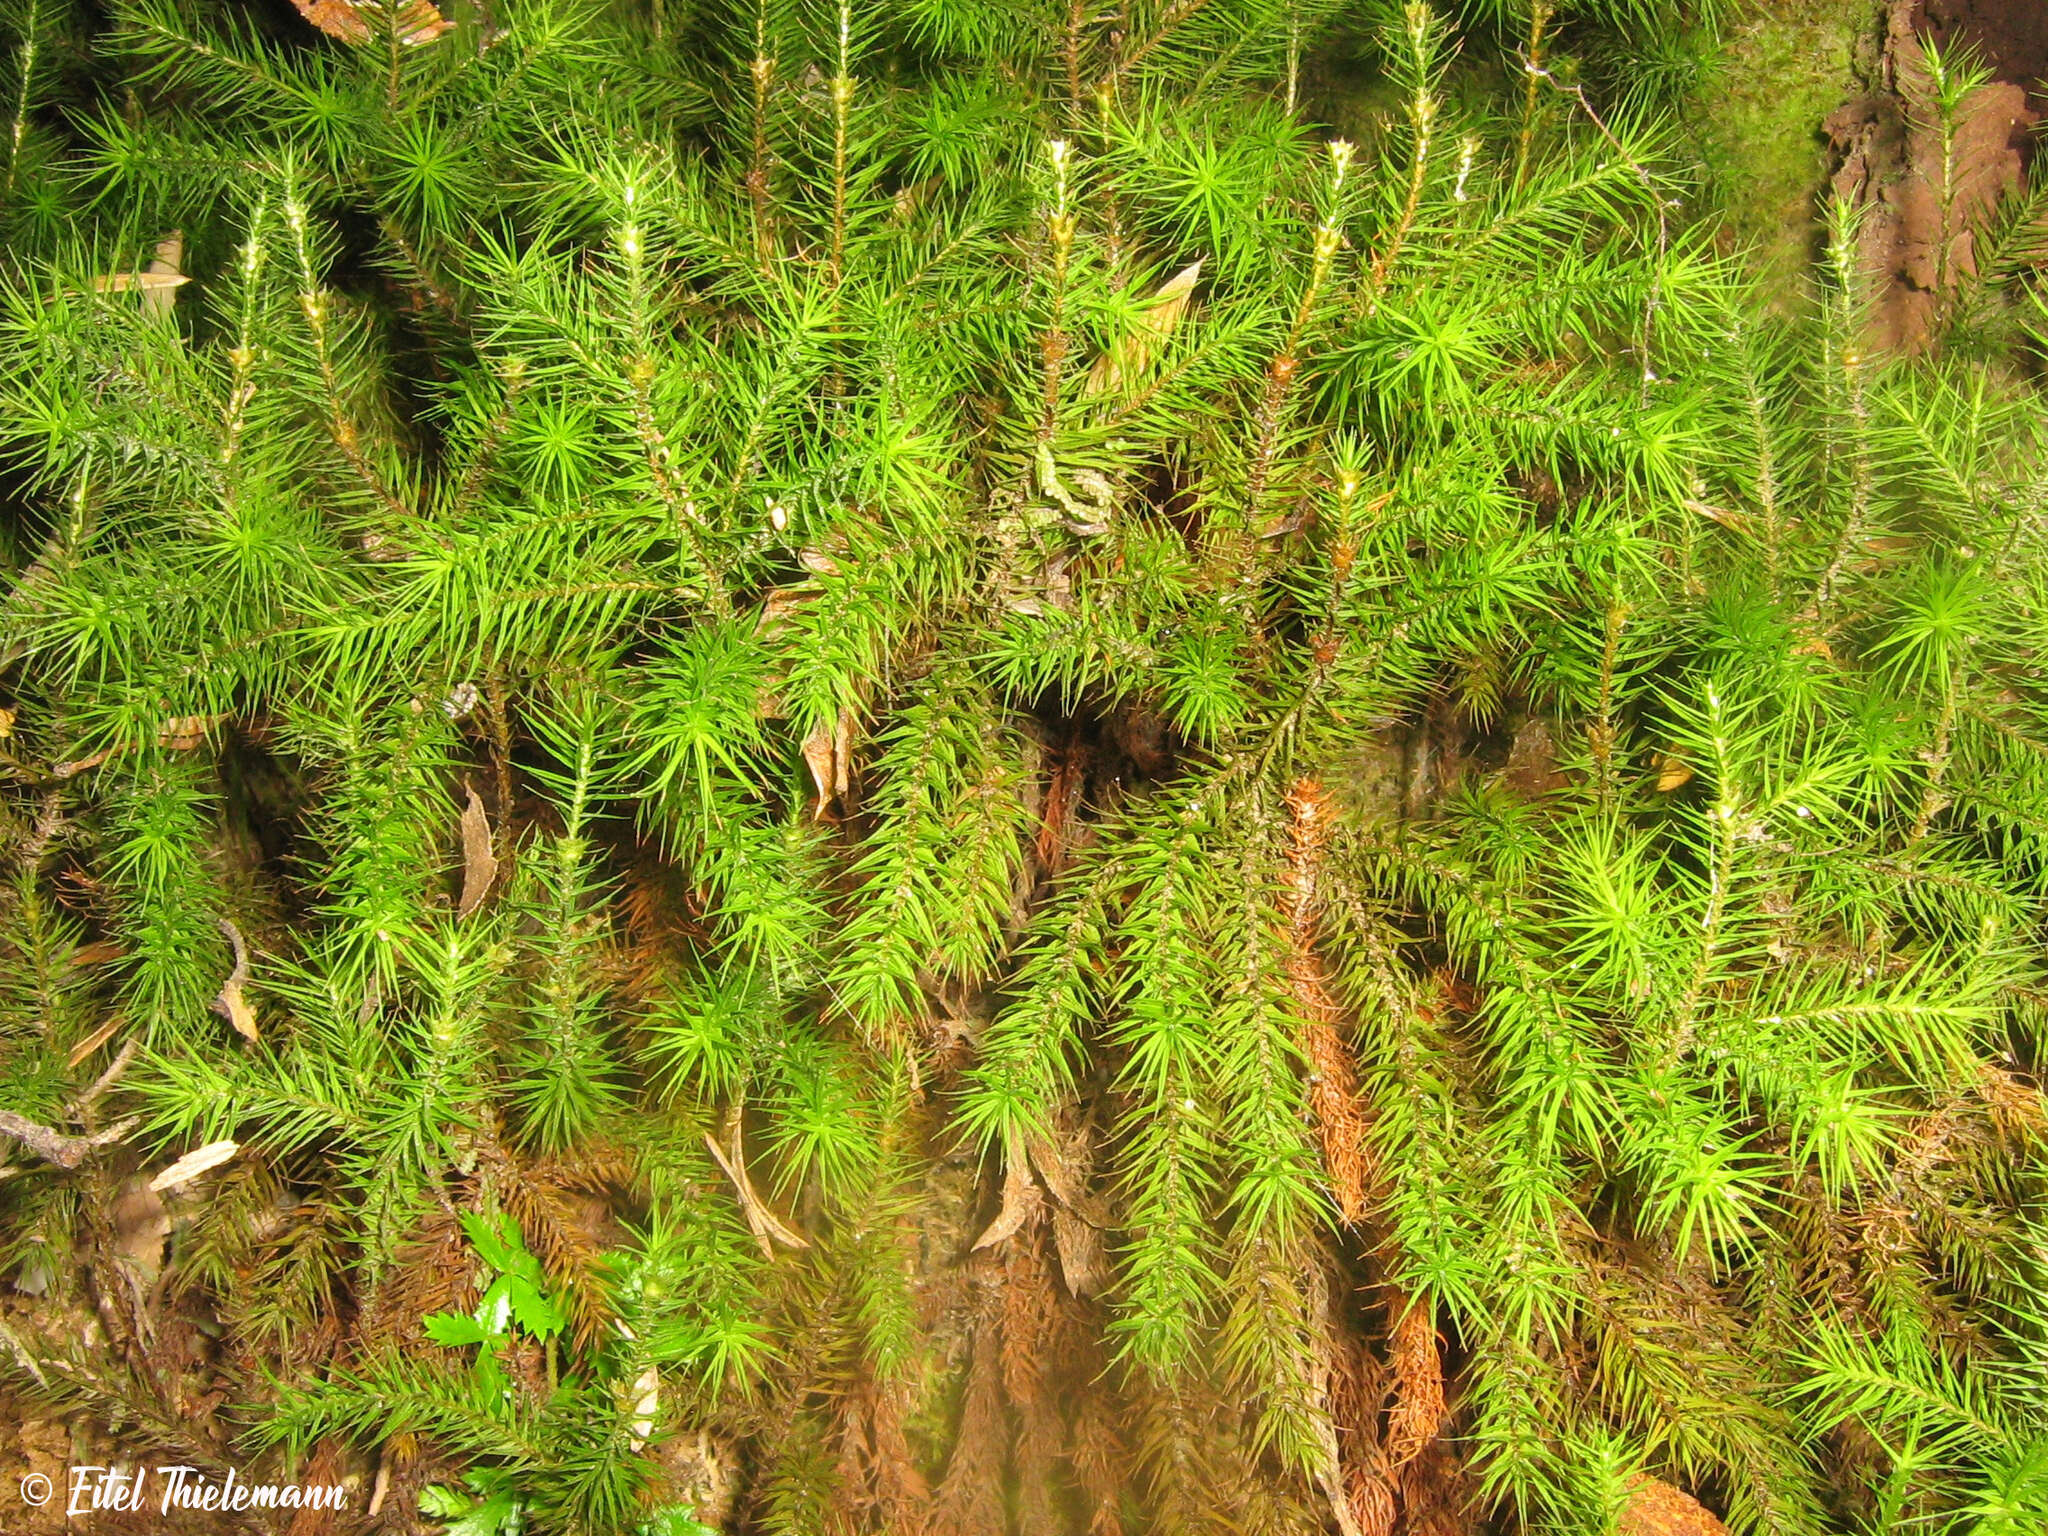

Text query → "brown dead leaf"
[625,1363,661,1451]
[1086,261,1202,396]
[69,1038,138,1118]
[1689,499,1752,534]
[290,0,453,45]
[1049,1206,1106,1297]
[157,713,222,751]
[1654,755,1693,792]
[832,708,853,798]
[971,1151,1042,1250]
[211,916,259,1043]
[1026,1122,1111,1227]
[1026,1119,1112,1294]
[1619,1475,1729,1536]
[458,785,498,919]
[703,1126,810,1255]
[758,586,812,624]
[800,707,856,816]
[0,705,13,739]
[797,546,841,575]
[109,1174,171,1284]
[801,719,836,811]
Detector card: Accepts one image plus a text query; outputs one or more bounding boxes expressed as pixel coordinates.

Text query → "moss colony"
[1,2,2047,1534]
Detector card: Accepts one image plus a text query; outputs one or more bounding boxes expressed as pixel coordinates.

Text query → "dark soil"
[1918,0,2048,103]
[1826,0,2043,350]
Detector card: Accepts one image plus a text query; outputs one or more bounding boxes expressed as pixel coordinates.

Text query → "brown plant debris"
[1085,260,1202,396]
[0,1109,138,1168]
[211,916,260,1043]
[801,706,856,816]
[1284,776,1377,1221]
[930,1276,1008,1536]
[1027,1110,1113,1296]
[90,232,189,317]
[147,1140,240,1194]
[1397,1432,1482,1536]
[1383,1292,1447,1470]
[970,1146,1042,1250]
[1619,1474,1732,1536]
[457,783,498,918]
[1328,1319,1395,1536]
[290,0,454,46]
[65,1012,125,1067]
[704,1125,811,1255]
[999,1230,1065,1534]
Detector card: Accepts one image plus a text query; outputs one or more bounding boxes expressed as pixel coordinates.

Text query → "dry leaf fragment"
[703,1127,810,1254]
[91,232,190,317]
[1086,261,1202,396]
[1687,498,1752,533]
[971,1151,1042,1250]
[1049,1206,1106,1297]
[291,0,453,45]
[157,714,219,751]
[65,1014,124,1069]
[832,708,852,800]
[148,1140,239,1194]
[109,1174,170,1284]
[625,1364,661,1450]
[0,705,13,739]
[755,586,813,634]
[211,917,259,1043]
[69,1038,138,1116]
[800,708,856,816]
[458,786,498,918]
[1026,1125,1111,1227]
[801,719,836,811]
[1654,755,1694,792]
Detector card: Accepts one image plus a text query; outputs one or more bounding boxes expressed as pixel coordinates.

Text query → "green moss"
[1689,0,1881,307]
